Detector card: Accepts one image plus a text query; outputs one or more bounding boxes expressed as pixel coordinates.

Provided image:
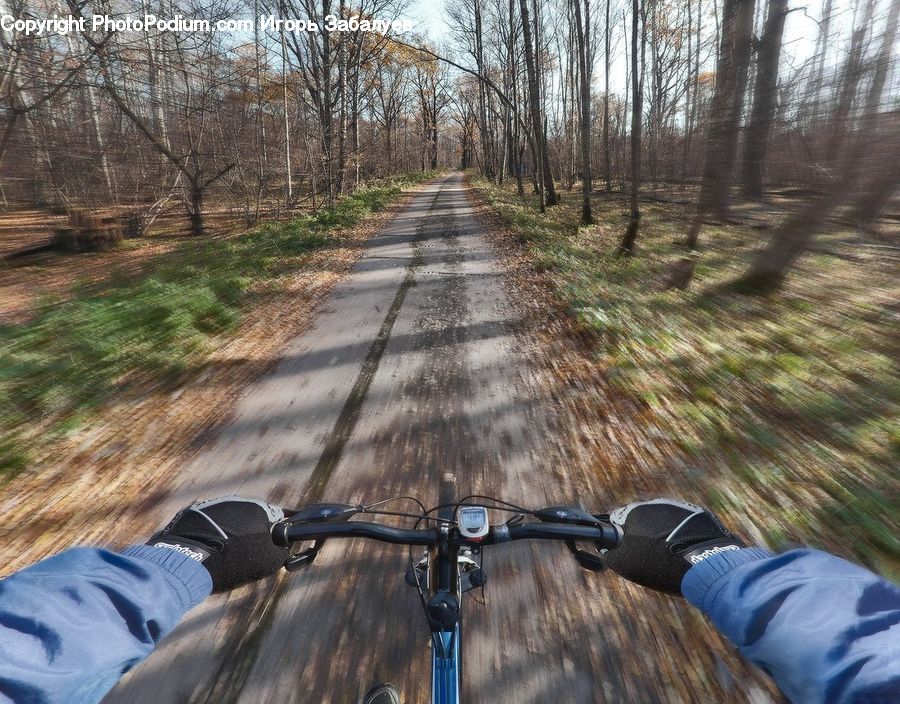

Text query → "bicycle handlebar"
[273,518,621,549]
[274,521,435,546]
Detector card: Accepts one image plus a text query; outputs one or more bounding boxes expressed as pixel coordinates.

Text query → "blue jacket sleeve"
[682,547,900,704]
[0,545,212,704]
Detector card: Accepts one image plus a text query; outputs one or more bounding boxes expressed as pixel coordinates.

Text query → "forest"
[2,0,895,262]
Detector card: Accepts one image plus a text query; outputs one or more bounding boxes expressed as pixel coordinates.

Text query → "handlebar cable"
[358,495,447,525]
[457,495,534,515]
[403,508,434,645]
[361,495,428,515]
[361,508,451,523]
[413,504,460,530]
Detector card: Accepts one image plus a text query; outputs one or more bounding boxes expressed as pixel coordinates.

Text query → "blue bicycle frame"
[423,500,468,704]
[423,525,464,704]
[432,627,460,704]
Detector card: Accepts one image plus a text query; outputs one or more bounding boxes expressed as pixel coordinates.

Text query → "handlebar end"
[272,521,290,547]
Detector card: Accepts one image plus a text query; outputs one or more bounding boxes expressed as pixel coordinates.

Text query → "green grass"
[0,171,438,477]
[472,174,898,576]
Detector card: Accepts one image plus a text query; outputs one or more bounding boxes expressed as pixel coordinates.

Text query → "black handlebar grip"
[603,523,624,549]
[271,521,290,547]
[504,522,622,548]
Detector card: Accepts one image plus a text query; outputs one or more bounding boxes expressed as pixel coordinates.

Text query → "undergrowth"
[472,174,898,577]
[0,171,437,476]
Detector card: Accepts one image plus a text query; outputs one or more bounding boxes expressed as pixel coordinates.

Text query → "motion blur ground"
[471,173,898,580]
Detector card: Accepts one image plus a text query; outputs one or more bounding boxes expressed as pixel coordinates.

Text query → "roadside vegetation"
[0,172,436,477]
[473,174,898,578]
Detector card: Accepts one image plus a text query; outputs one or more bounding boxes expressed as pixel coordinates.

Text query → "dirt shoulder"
[0,206,255,326]
[0,179,435,575]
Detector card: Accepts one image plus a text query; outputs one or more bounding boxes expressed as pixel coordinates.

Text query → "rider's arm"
[0,545,211,704]
[682,547,900,704]
[0,497,289,704]
[606,499,900,704]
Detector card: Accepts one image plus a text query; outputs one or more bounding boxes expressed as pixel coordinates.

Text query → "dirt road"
[104,173,771,703]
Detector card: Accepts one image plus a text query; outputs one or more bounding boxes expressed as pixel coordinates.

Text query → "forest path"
[104,172,635,703]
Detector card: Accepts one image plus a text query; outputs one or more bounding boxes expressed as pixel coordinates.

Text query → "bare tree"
[603,0,612,191]
[618,0,644,253]
[573,0,593,224]
[824,0,876,170]
[412,51,451,170]
[690,0,755,234]
[519,0,549,211]
[734,0,899,292]
[741,0,789,199]
[65,0,236,235]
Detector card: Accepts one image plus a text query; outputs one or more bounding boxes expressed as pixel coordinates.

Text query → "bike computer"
[458,506,489,539]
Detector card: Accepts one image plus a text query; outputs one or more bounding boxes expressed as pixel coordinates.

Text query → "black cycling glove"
[605,498,745,595]
[148,496,289,593]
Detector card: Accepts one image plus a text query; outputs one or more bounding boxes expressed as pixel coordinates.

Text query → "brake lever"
[532,506,612,572]
[565,541,607,572]
[284,540,325,572]
[280,502,359,572]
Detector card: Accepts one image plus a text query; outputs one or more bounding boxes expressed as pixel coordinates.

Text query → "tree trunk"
[281,27,293,203]
[474,0,494,179]
[519,0,546,212]
[804,0,833,127]
[741,0,788,199]
[573,0,593,224]
[619,0,643,253]
[735,1,899,292]
[853,0,898,142]
[508,0,526,196]
[189,180,204,237]
[648,0,659,188]
[686,0,702,177]
[253,0,268,220]
[687,0,755,246]
[825,0,875,169]
[534,0,559,205]
[336,0,348,195]
[319,0,335,202]
[682,0,693,180]
[604,0,612,191]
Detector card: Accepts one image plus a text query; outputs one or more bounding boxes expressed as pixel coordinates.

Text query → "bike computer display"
[457,506,489,539]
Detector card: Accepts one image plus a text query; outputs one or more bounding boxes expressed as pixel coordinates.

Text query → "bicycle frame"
[432,627,460,704]
[426,526,462,704]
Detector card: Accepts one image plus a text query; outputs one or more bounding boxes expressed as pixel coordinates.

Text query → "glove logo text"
[687,544,741,564]
[154,541,206,562]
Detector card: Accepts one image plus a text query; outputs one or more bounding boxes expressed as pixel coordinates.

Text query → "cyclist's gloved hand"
[147,496,289,593]
[605,498,745,595]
